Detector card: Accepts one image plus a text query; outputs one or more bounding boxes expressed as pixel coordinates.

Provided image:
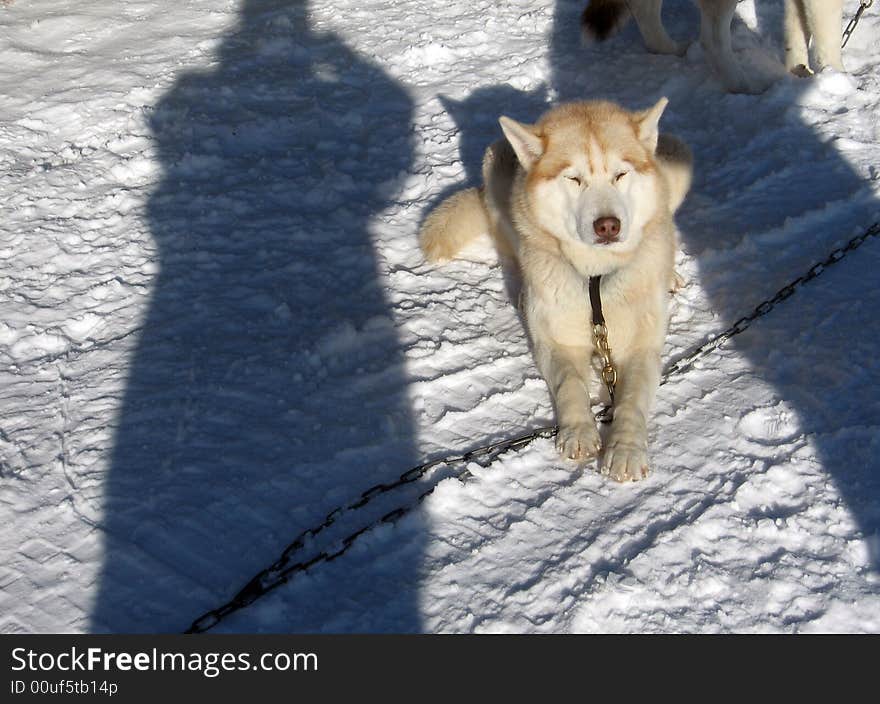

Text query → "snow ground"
[1,0,879,633]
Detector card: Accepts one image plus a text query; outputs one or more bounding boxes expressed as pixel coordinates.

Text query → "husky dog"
[581,0,844,93]
[420,99,692,481]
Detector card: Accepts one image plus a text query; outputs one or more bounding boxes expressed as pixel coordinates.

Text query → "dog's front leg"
[602,346,662,482]
[535,340,602,462]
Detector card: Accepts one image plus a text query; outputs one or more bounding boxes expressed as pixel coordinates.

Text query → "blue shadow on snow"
[92,0,422,632]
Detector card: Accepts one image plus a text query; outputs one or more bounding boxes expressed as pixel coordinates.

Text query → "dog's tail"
[419,187,490,263]
[581,0,631,42]
[657,133,693,214]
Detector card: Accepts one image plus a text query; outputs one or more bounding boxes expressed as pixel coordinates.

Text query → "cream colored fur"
[420,99,693,482]
[419,188,492,262]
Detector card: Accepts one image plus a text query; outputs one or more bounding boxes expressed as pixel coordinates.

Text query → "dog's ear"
[499,116,544,170]
[635,97,668,153]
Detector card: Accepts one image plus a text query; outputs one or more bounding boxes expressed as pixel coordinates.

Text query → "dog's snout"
[593,216,621,242]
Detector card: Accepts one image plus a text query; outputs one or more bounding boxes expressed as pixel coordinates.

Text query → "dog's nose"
[593,216,621,241]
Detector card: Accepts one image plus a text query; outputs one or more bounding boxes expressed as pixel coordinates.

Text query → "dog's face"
[500,99,666,257]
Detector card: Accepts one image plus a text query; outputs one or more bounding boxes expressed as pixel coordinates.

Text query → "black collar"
[588,276,604,327]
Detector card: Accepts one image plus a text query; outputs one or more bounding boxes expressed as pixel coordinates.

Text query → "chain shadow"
[549,0,880,568]
[91,0,421,631]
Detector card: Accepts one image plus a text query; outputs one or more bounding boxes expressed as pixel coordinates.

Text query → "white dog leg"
[784,0,812,75]
[602,347,662,482]
[535,341,602,462]
[803,0,844,71]
[630,0,688,55]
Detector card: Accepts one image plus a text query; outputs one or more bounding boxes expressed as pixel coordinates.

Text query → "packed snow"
[1,0,879,633]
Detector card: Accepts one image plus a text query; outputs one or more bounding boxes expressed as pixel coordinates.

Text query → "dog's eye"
[565,175,582,186]
[615,171,629,182]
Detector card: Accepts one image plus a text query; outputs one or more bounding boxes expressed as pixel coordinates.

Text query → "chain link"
[186,220,879,633]
[186,423,558,632]
[661,222,879,381]
[593,323,618,402]
[842,0,873,48]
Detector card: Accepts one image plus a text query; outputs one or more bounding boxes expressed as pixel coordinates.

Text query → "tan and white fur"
[580,0,844,93]
[420,99,693,481]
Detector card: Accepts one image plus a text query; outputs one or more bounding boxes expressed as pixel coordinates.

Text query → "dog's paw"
[789,63,814,79]
[556,423,601,462]
[601,439,650,483]
[669,270,685,294]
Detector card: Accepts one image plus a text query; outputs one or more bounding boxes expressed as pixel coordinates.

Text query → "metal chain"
[842,0,873,48]
[185,425,556,632]
[186,220,879,633]
[661,221,880,381]
[593,323,618,402]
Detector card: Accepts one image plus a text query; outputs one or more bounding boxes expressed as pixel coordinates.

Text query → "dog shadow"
[545,0,880,570]
[90,0,422,632]
[425,85,551,304]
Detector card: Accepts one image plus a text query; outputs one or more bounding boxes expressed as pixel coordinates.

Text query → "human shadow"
[547,0,880,566]
[91,0,421,631]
